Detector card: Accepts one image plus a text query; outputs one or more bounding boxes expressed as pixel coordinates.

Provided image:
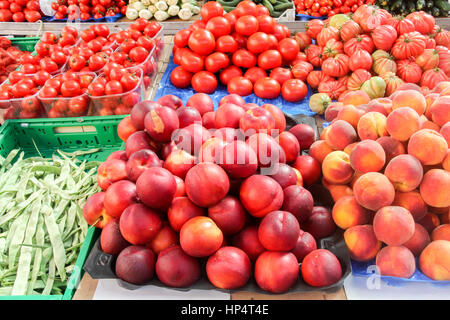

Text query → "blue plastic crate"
[41,13,123,23]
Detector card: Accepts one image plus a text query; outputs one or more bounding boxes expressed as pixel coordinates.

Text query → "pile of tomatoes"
[293,0,375,17]
[51,0,127,20]
[171,1,309,102]
[0,0,42,22]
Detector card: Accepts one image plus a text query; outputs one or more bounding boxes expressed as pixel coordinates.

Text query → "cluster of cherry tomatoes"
[294,0,375,17]
[0,0,42,22]
[51,0,127,21]
[171,1,308,102]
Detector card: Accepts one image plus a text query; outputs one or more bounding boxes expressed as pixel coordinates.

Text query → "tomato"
[79,75,94,89]
[61,26,78,40]
[227,76,253,96]
[200,1,223,22]
[272,24,287,42]
[61,80,81,97]
[122,92,141,108]
[219,65,243,85]
[292,61,314,81]
[109,67,127,82]
[254,77,281,99]
[35,42,51,57]
[53,99,68,113]
[105,80,123,95]
[256,4,270,16]
[87,39,103,53]
[235,1,258,17]
[247,32,270,54]
[130,18,150,32]
[232,49,257,69]
[21,96,40,113]
[18,78,35,89]
[392,32,426,60]
[81,29,96,43]
[215,35,239,53]
[69,54,87,71]
[93,24,110,38]
[12,83,31,98]
[40,86,58,98]
[88,82,105,96]
[257,15,276,34]
[258,50,282,70]
[174,29,192,48]
[69,96,88,115]
[144,22,162,37]
[269,67,293,86]
[120,72,140,91]
[205,52,230,73]
[24,10,41,22]
[170,66,193,89]
[188,29,216,56]
[12,12,25,22]
[278,38,300,62]
[206,16,231,39]
[8,73,25,86]
[224,12,237,31]
[50,51,67,66]
[10,3,22,14]
[102,62,121,77]
[129,47,149,63]
[244,67,267,84]
[231,32,247,49]
[46,78,62,90]
[135,36,154,53]
[21,64,37,74]
[191,71,217,94]
[33,71,51,87]
[58,34,76,47]
[39,57,58,73]
[235,15,259,37]
[180,50,204,73]
[110,51,126,64]
[281,79,308,102]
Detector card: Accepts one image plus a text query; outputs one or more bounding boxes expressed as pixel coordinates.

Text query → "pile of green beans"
[0,148,102,296]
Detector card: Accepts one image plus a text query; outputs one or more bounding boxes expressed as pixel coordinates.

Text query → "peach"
[431,224,450,241]
[255,251,299,293]
[392,191,427,222]
[219,94,245,107]
[157,94,183,110]
[353,172,395,211]
[130,100,159,130]
[267,163,298,189]
[97,159,128,191]
[327,184,354,202]
[176,107,202,128]
[173,123,212,156]
[376,136,406,164]
[366,98,392,115]
[303,206,336,240]
[324,102,344,122]
[424,93,439,119]
[115,245,156,285]
[292,167,304,186]
[119,203,162,245]
[147,222,178,255]
[240,107,276,134]
[282,185,314,223]
[429,96,450,127]
[336,105,365,130]
[202,111,215,129]
[288,124,316,150]
[198,137,226,163]
[144,106,179,142]
[419,240,450,280]
[301,249,342,287]
[208,196,246,235]
[232,225,266,262]
[403,223,431,256]
[168,197,204,232]
[161,141,178,160]
[106,151,128,162]
[320,126,330,141]
[292,155,321,186]
[136,167,176,210]
[391,89,426,115]
[219,140,258,179]
[187,93,214,116]
[276,131,300,163]
[163,149,196,179]
[443,150,450,171]
[332,196,371,230]
[419,116,440,132]
[246,132,286,169]
[174,176,185,197]
[418,212,441,233]
[386,107,420,142]
[342,90,371,106]
[258,211,300,251]
[126,149,162,182]
[83,192,114,229]
[125,131,158,158]
[155,245,201,287]
[349,140,386,173]
[322,151,355,185]
[376,246,416,278]
[440,122,450,145]
[343,142,358,155]
[349,171,364,188]
[180,216,223,257]
[384,154,424,192]
[309,140,334,163]
[100,219,130,255]
[212,127,243,143]
[214,103,245,129]
[440,210,450,224]
[291,230,317,262]
[185,163,230,207]
[357,112,389,140]
[118,116,138,142]
[420,169,450,208]
[103,180,138,218]
[326,120,358,151]
[206,246,252,289]
[344,225,382,261]
[240,175,284,218]
[373,206,415,246]
[408,129,448,165]
[263,103,286,133]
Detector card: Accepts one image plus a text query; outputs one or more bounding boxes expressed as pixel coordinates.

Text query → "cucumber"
[274,2,293,11]
[221,5,237,12]
[416,0,425,10]
[217,0,241,6]
[269,0,277,5]
[263,0,274,15]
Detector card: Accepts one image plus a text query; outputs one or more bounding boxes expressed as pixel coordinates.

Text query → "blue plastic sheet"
[154,56,316,116]
[41,14,123,23]
[296,14,328,21]
[351,259,450,287]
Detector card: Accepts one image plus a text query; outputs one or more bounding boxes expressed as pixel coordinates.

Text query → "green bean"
[42,259,55,296]
[8,212,30,269]
[27,216,44,295]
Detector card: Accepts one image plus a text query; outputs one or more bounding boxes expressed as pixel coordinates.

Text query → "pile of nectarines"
[83,92,344,292]
[313,81,450,281]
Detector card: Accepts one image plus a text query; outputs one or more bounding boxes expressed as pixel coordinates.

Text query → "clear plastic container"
[152,27,164,61]
[89,67,144,116]
[37,72,96,118]
[0,75,47,119]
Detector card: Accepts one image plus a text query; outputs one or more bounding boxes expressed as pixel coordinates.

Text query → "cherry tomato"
[69,96,88,115]
[46,79,62,90]
[120,38,137,54]
[88,82,105,96]
[105,80,123,95]
[122,91,141,108]
[79,74,94,88]
[144,22,162,37]
[41,32,57,44]
[88,54,107,71]
[120,72,140,92]
[12,83,31,98]
[136,36,155,52]
[21,96,40,113]
[53,99,68,113]
[33,71,51,87]
[21,64,37,74]
[81,29,96,42]
[50,51,67,65]
[61,80,81,97]
[93,24,110,38]
[69,55,87,72]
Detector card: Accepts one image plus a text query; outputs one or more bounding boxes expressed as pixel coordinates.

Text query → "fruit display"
[0,0,42,22]
[0,36,30,83]
[81,92,348,292]
[376,0,450,17]
[299,6,449,106]
[49,0,127,20]
[126,0,200,21]
[294,0,376,17]
[216,0,293,18]
[310,80,450,281]
[170,1,310,102]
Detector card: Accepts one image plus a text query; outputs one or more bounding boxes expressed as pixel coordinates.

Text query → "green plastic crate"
[0,115,126,300]
[10,37,41,52]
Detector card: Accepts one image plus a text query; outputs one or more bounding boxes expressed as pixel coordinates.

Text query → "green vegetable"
[0,148,101,296]
[416,0,425,10]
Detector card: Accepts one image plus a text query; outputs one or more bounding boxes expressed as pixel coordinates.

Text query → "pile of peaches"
[310,81,450,280]
[82,92,346,293]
